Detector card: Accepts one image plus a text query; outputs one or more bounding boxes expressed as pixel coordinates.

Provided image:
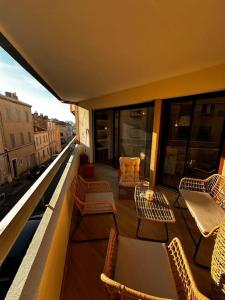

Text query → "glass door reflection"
[118,107,153,178]
[185,98,225,178]
[161,102,193,187]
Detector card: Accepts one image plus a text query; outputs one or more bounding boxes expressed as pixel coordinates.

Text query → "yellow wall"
[77,63,225,184]
[79,63,225,110]
[36,147,81,300]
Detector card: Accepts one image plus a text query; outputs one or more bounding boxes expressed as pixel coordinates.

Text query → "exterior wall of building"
[59,122,73,147]
[33,112,48,130]
[0,94,36,182]
[55,124,62,153]
[47,120,62,156]
[76,63,225,185]
[0,120,9,184]
[48,120,55,156]
[34,131,51,165]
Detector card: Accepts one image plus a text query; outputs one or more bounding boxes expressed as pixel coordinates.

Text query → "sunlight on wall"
[78,106,90,148]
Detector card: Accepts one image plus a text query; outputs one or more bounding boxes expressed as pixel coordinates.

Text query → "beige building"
[33,114,61,165]
[58,121,73,147]
[0,92,36,184]
[48,119,61,155]
[34,129,51,165]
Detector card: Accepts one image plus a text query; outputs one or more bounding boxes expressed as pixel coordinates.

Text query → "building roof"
[0,93,32,108]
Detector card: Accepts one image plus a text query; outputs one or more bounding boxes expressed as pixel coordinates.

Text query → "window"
[20,132,24,144]
[28,132,32,143]
[5,107,12,121]
[39,136,41,144]
[10,133,16,148]
[16,109,21,121]
[25,111,29,122]
[36,137,38,146]
[43,149,45,157]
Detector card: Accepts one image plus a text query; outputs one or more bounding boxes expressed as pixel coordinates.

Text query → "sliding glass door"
[160,95,225,188]
[94,104,154,178]
[115,107,154,178]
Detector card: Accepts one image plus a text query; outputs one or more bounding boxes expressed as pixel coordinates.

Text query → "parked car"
[27,165,47,180]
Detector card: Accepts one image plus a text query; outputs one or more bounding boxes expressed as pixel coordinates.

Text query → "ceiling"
[0,0,225,103]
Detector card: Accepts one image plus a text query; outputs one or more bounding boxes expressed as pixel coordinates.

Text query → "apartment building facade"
[0,92,36,184]
[34,130,51,165]
[58,121,73,147]
[48,119,61,155]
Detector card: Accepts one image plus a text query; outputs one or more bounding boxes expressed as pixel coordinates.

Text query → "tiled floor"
[62,163,213,299]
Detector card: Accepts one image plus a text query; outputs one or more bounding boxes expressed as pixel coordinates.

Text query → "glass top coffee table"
[134,185,176,242]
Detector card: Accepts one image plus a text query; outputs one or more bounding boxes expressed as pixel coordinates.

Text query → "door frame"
[158,91,225,189]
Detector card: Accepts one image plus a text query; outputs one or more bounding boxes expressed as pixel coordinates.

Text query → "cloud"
[0,48,75,122]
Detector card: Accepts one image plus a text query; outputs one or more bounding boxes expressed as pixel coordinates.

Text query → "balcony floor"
[62,163,212,300]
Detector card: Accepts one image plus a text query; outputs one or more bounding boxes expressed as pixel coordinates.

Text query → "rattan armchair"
[174,174,225,267]
[71,175,118,242]
[101,229,210,300]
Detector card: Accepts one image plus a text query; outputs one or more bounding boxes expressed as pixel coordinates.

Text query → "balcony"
[0,2,225,299]
[1,141,215,299]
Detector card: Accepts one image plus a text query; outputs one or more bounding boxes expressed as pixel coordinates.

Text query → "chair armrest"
[179,177,207,192]
[103,228,118,277]
[168,238,209,300]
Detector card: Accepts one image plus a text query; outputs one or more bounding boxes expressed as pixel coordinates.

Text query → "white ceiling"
[1,0,225,103]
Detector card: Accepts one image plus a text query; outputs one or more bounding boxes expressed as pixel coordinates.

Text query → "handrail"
[0,138,75,265]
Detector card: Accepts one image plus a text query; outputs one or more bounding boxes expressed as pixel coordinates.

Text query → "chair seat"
[180,190,225,235]
[83,192,115,214]
[114,236,178,299]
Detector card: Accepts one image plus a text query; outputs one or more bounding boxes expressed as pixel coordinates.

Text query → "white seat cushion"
[114,236,178,299]
[180,190,225,235]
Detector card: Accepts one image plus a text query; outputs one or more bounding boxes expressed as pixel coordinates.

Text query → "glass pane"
[161,102,192,187]
[113,110,119,167]
[119,107,153,178]
[95,110,113,164]
[186,98,225,178]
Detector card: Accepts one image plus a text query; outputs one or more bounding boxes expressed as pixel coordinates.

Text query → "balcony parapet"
[0,138,82,299]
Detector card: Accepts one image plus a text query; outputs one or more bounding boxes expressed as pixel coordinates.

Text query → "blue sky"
[0,47,74,122]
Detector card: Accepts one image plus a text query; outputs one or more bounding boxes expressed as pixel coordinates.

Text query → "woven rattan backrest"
[74,175,87,201]
[168,238,209,300]
[206,174,225,208]
[211,216,225,299]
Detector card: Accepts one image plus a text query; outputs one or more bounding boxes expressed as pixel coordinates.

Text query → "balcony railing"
[0,138,82,299]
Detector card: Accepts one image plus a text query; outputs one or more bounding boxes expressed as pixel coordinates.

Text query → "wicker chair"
[119,157,141,199]
[174,174,225,267]
[71,175,118,242]
[101,227,216,300]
